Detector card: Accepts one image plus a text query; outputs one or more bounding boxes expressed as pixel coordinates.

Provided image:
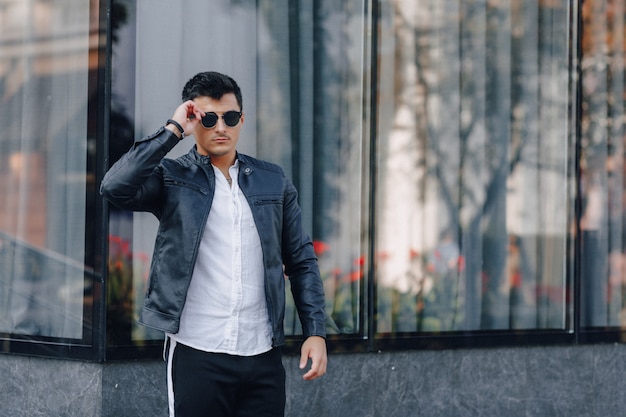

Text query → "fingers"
[302,360,326,380]
[299,336,327,381]
[184,100,205,121]
[170,101,205,134]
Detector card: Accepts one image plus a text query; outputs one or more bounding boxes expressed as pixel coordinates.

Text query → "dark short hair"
[181,71,243,110]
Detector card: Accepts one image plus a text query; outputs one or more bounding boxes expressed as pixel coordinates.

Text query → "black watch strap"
[166,119,185,140]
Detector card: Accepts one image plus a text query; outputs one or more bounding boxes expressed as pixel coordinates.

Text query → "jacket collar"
[186,146,253,175]
[187,145,211,165]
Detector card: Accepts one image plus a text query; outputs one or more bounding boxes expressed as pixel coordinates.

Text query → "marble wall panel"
[3,344,626,416]
[102,360,168,417]
[0,354,101,417]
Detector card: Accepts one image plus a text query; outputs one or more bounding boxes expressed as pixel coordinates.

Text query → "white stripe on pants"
[166,337,177,417]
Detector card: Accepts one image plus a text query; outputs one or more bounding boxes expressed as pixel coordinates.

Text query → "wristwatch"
[166,119,185,140]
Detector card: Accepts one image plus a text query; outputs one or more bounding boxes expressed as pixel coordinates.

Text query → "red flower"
[348,270,363,282]
[511,272,521,288]
[457,256,465,272]
[109,235,122,245]
[313,240,330,256]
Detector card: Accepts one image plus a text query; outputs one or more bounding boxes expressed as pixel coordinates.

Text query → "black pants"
[167,340,285,417]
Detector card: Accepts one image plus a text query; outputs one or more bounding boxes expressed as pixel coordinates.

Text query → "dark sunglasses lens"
[201,113,218,128]
[223,111,241,127]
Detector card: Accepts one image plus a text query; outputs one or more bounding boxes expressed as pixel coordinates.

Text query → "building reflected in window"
[0,0,100,341]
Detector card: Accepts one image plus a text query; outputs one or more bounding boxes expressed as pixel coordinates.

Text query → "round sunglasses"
[200,111,242,128]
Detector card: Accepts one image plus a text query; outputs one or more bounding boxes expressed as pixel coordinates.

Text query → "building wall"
[3,344,626,417]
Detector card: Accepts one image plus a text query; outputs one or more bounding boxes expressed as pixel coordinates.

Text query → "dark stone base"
[2,344,626,416]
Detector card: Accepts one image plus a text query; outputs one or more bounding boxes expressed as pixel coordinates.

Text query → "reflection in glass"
[0,0,97,339]
[579,0,626,328]
[375,1,571,332]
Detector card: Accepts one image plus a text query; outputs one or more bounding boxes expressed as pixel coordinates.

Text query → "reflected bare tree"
[378,0,570,331]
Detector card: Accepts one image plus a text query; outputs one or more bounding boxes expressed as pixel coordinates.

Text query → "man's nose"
[214,117,227,132]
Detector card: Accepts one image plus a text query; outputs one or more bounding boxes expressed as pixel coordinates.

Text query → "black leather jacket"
[100,127,326,346]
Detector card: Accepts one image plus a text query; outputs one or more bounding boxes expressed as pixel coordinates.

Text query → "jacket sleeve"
[100,127,180,216]
[282,180,327,339]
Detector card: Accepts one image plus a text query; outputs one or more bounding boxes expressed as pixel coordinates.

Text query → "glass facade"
[375,2,571,335]
[0,0,104,359]
[579,0,626,332]
[0,0,625,360]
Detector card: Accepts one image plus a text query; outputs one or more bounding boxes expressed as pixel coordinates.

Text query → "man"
[101,71,327,417]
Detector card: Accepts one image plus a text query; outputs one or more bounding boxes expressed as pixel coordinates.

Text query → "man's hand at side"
[299,335,327,380]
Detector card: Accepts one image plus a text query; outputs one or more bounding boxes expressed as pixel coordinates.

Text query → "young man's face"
[192,93,244,160]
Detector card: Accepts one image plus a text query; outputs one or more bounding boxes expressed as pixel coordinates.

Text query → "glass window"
[579,0,626,330]
[2,0,625,361]
[107,0,368,350]
[0,0,102,355]
[374,1,572,334]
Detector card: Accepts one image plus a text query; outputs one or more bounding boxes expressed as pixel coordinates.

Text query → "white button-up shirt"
[169,161,272,356]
